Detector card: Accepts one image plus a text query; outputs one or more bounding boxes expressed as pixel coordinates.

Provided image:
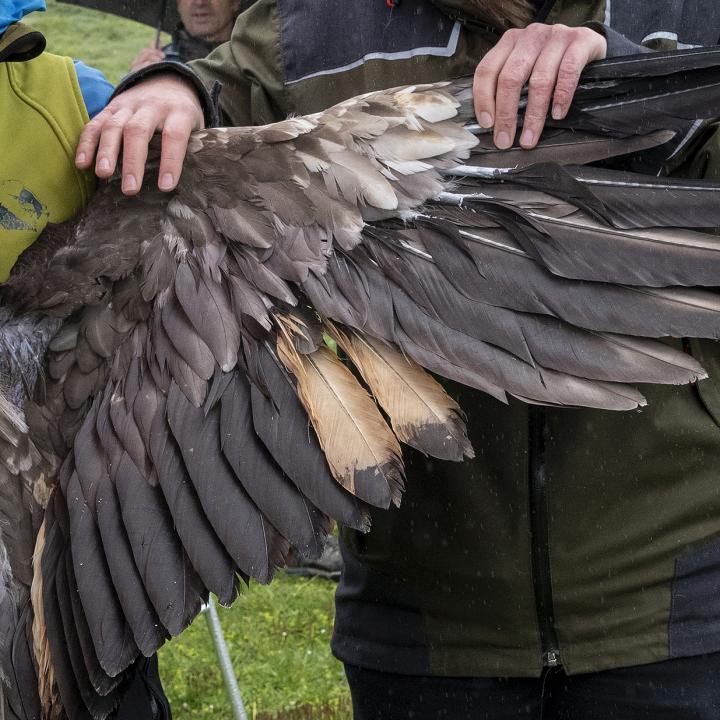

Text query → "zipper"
[528,405,561,668]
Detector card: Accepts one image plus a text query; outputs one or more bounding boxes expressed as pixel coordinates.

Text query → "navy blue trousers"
[345,653,720,720]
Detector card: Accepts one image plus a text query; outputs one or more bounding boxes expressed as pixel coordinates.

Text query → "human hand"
[473,24,607,150]
[130,45,166,72]
[75,74,204,196]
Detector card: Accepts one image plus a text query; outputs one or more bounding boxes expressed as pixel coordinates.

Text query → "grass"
[28,0,169,84]
[160,574,351,720]
[24,4,353,718]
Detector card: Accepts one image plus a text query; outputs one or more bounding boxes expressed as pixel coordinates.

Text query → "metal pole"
[155,0,168,47]
[204,597,249,720]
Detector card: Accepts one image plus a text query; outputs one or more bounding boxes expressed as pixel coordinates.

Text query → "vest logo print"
[0,181,46,235]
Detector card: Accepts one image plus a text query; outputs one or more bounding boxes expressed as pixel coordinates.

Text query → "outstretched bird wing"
[2,48,720,718]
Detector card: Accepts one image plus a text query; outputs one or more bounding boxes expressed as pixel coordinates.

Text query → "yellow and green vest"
[0,23,94,282]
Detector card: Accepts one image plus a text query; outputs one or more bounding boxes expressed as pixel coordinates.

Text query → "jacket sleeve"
[73,61,114,118]
[587,23,652,57]
[189,0,285,126]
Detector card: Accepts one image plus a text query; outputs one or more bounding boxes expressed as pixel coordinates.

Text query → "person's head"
[175,0,241,44]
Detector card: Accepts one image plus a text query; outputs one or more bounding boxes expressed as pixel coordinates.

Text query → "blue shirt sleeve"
[73,60,114,118]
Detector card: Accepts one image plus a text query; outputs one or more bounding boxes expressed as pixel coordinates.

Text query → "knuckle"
[550,23,571,36]
[124,119,149,137]
[558,57,582,81]
[80,119,101,137]
[498,61,527,87]
[89,108,115,127]
[528,73,554,94]
[498,69,525,89]
[523,106,547,122]
[553,88,571,106]
[161,126,188,143]
[526,22,550,37]
[473,61,491,81]
[177,100,199,116]
[494,108,517,125]
[107,114,126,131]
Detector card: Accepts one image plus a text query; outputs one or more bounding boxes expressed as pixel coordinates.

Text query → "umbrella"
[57,0,181,42]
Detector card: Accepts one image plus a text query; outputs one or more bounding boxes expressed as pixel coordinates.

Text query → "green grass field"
[163,574,351,720]
[25,3,352,718]
[30,0,166,83]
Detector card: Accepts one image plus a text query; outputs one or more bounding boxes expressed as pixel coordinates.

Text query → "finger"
[76,108,113,168]
[473,32,518,129]
[157,113,194,191]
[520,39,568,148]
[119,108,162,194]
[552,32,605,120]
[94,106,134,178]
[493,27,550,149]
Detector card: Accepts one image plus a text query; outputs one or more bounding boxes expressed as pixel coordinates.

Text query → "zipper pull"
[543,650,561,668]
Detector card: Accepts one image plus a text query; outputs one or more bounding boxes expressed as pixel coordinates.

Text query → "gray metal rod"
[204,597,249,720]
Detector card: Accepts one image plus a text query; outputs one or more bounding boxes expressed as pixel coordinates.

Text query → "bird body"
[2,48,720,718]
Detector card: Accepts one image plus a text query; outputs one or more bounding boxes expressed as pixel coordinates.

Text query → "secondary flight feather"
[2,48,720,718]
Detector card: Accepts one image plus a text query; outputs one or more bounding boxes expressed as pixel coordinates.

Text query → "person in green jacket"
[72,1,720,717]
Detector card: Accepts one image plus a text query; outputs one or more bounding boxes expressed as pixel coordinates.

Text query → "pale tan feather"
[276,329,404,509]
[31,521,59,719]
[327,325,474,462]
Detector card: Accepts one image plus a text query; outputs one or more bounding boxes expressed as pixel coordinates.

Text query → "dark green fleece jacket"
[186,0,720,677]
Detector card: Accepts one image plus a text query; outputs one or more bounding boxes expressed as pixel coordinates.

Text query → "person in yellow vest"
[0,0,111,283]
[1,3,173,718]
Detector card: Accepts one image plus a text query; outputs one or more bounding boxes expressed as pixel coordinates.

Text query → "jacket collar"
[167,23,222,62]
[0,22,46,63]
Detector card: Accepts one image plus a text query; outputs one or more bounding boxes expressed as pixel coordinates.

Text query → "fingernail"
[160,173,174,190]
[495,131,511,149]
[520,128,535,147]
[77,152,86,165]
[478,112,493,128]
[123,174,137,192]
[552,104,564,120]
[98,157,110,172]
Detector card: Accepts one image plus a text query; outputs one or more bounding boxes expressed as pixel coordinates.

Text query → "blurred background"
[31,0,167,83]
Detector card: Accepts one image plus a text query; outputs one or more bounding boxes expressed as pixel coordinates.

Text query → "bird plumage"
[1,48,720,718]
